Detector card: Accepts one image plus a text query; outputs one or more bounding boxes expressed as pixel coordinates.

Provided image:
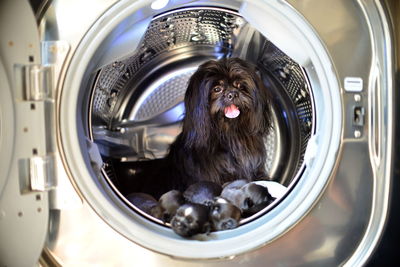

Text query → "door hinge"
[18,155,56,192]
[16,64,53,101]
[15,63,57,193]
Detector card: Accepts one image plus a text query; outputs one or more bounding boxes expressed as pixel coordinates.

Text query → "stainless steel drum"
[0,0,396,266]
[89,8,315,218]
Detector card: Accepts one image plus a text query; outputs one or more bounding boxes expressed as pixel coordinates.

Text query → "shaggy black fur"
[115,58,272,199]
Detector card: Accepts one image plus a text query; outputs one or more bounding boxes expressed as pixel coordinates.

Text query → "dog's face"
[209,74,253,121]
[171,203,210,237]
[210,197,241,231]
[182,58,271,148]
[240,183,275,216]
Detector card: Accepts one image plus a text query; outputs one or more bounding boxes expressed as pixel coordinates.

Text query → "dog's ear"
[249,69,273,135]
[182,68,212,149]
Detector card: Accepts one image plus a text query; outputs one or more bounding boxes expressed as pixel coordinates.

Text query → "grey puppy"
[125,192,164,219]
[222,179,248,190]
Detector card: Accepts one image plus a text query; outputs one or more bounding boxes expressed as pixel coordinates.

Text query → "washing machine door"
[0,0,53,266]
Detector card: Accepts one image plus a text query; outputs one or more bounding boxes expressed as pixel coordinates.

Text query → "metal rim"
[59,0,342,259]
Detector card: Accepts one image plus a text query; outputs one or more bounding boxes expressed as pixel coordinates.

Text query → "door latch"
[353,106,365,126]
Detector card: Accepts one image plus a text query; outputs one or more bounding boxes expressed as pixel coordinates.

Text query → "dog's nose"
[227,91,238,101]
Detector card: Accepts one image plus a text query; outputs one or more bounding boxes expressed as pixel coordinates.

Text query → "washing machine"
[0,0,397,266]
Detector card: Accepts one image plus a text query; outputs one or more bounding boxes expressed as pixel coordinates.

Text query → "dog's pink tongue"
[224,104,240,119]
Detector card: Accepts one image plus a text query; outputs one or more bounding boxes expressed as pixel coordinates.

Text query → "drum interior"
[89,7,315,225]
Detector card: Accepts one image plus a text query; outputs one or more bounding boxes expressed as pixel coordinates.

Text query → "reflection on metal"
[41,41,70,87]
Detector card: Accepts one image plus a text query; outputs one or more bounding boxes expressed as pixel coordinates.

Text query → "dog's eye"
[213,86,223,93]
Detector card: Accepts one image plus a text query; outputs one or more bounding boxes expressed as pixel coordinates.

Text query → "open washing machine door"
[1,0,396,266]
[0,0,55,266]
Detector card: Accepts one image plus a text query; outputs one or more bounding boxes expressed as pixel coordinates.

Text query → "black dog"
[116,58,272,199]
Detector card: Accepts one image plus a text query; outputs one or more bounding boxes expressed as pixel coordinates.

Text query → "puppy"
[222,179,248,190]
[240,183,275,216]
[159,190,185,223]
[221,181,275,217]
[117,58,272,199]
[210,197,241,231]
[171,203,211,237]
[125,192,163,219]
[253,180,288,199]
[183,181,222,206]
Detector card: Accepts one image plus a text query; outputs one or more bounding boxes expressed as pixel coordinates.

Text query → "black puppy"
[183,181,222,206]
[115,58,272,199]
[159,190,185,223]
[171,203,211,237]
[240,183,275,216]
